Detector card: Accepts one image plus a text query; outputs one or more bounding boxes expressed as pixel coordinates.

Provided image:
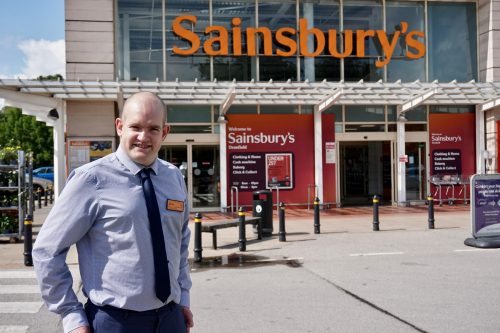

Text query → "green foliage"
[0,107,53,167]
[37,74,63,81]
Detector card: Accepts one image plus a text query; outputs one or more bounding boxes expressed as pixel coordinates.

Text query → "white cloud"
[18,39,65,79]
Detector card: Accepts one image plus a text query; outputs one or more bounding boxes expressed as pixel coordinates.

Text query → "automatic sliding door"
[191,146,220,209]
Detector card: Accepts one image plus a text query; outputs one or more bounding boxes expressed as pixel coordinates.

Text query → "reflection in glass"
[165,1,210,80]
[192,146,221,208]
[344,58,383,81]
[213,57,252,81]
[167,105,211,123]
[343,0,383,56]
[345,124,385,132]
[260,105,299,114]
[346,105,385,122]
[117,0,163,80]
[260,57,297,81]
[428,3,477,82]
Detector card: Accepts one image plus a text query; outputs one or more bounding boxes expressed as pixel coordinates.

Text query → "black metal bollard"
[373,195,380,231]
[279,202,286,242]
[194,213,202,263]
[44,188,48,207]
[49,185,53,204]
[314,197,321,234]
[23,214,33,266]
[427,195,435,229]
[238,207,246,251]
[37,188,42,209]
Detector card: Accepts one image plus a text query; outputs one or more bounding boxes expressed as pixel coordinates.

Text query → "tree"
[0,107,53,167]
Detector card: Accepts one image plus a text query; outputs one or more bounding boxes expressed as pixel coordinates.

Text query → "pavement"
[3,202,499,332]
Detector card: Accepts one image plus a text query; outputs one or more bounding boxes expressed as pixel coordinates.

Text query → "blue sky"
[0,0,65,79]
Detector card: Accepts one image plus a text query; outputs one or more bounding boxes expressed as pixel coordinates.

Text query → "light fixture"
[47,108,59,120]
[218,114,228,123]
[397,112,407,122]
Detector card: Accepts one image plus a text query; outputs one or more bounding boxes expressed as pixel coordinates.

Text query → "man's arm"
[177,196,192,308]
[33,170,99,333]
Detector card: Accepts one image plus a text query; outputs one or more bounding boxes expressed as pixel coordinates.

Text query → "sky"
[0,0,65,79]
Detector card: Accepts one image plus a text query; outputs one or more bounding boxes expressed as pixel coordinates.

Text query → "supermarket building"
[1,0,500,211]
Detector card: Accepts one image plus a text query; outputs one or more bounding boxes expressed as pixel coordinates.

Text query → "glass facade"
[117,0,478,83]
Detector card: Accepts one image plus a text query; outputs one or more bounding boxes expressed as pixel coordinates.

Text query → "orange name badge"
[166,199,184,212]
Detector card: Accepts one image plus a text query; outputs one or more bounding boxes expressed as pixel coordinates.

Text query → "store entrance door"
[339,141,392,206]
[160,145,220,211]
[405,142,427,201]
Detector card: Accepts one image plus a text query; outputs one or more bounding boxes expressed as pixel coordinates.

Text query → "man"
[33,92,194,333]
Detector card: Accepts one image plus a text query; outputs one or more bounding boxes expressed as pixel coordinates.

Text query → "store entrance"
[405,142,427,201]
[160,145,220,211]
[339,141,392,206]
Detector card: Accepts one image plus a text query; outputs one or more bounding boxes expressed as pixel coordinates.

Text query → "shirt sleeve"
[32,169,100,333]
[177,174,192,308]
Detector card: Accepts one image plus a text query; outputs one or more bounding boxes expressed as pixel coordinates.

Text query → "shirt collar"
[115,145,159,176]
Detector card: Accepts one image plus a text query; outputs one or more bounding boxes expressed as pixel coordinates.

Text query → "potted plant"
[2,147,19,165]
[0,215,17,234]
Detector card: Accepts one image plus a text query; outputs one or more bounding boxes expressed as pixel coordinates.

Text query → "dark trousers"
[85,300,187,333]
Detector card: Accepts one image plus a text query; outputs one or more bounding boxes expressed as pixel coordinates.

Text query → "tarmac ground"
[2,202,499,333]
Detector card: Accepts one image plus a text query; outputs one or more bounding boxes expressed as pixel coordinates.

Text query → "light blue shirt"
[33,146,192,333]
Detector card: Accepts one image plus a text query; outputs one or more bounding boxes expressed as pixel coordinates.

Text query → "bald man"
[33,92,193,333]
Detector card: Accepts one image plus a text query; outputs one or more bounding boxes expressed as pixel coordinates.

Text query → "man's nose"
[137,130,148,140]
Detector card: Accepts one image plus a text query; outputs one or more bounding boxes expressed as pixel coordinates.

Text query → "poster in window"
[67,138,115,174]
[265,153,293,189]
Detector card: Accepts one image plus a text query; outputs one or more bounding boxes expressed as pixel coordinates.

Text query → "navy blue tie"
[139,168,171,303]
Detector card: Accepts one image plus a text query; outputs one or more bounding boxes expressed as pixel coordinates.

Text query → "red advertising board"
[227,114,335,206]
[429,113,475,201]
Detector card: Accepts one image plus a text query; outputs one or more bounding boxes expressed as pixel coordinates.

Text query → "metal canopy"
[1,78,500,107]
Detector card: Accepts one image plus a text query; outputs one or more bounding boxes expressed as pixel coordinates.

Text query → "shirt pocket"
[161,206,185,235]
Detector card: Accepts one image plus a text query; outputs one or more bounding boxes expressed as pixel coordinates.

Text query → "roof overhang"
[1,78,500,108]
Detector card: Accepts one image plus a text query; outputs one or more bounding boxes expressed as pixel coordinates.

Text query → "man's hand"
[69,326,91,333]
[182,306,194,333]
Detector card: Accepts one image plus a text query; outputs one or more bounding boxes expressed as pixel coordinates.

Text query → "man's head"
[116,92,169,166]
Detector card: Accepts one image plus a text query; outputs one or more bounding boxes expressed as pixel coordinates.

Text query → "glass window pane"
[387,105,397,122]
[430,105,474,114]
[346,124,385,132]
[387,58,425,82]
[386,1,425,59]
[343,0,383,56]
[345,105,385,122]
[167,105,211,123]
[344,58,383,81]
[260,56,297,81]
[260,105,299,114]
[213,57,252,81]
[314,57,341,82]
[169,125,212,134]
[428,3,477,82]
[405,105,427,121]
[117,0,163,80]
[258,0,296,31]
[212,0,256,80]
[166,1,210,80]
[324,105,343,122]
[228,105,258,114]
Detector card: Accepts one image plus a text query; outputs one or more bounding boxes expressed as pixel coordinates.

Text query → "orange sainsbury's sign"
[172,15,425,68]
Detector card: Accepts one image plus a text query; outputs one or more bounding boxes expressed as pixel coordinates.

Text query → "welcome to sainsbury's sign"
[171,16,425,68]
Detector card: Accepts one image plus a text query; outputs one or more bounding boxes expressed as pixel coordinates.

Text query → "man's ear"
[162,124,170,140]
[116,118,123,136]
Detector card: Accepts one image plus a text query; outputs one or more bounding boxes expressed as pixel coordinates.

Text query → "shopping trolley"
[457,175,470,205]
[431,174,459,206]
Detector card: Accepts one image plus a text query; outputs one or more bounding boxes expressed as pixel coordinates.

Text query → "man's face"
[116,97,169,166]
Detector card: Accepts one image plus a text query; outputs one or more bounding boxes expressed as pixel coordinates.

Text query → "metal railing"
[230,186,239,215]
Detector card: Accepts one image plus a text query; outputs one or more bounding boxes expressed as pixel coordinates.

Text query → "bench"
[201,216,262,249]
